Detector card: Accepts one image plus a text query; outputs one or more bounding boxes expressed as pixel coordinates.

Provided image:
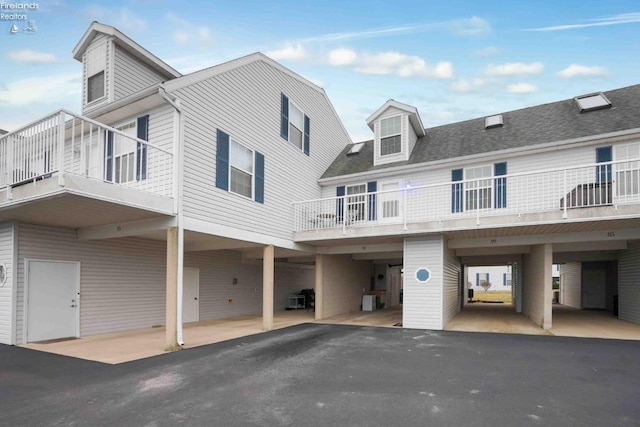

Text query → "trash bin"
[468,289,474,300]
[613,295,618,316]
[553,291,559,304]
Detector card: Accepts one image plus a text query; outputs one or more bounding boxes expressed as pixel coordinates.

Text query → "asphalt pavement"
[1,323,639,426]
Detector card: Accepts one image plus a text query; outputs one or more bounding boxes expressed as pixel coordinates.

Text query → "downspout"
[159,86,185,346]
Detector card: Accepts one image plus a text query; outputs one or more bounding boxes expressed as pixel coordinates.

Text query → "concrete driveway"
[2,324,639,426]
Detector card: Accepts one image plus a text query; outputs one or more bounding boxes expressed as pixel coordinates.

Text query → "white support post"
[57,111,65,186]
[403,188,407,231]
[263,244,275,331]
[562,169,568,219]
[6,135,13,200]
[342,196,346,235]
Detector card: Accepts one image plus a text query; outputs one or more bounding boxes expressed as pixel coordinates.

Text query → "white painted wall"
[0,222,15,344]
[560,262,581,308]
[403,235,443,330]
[468,265,512,290]
[174,59,351,241]
[14,224,315,344]
[82,34,111,114]
[522,244,552,329]
[319,255,372,318]
[618,240,640,324]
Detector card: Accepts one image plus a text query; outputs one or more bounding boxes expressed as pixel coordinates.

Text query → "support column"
[522,244,552,329]
[315,254,324,320]
[262,245,274,331]
[165,226,180,351]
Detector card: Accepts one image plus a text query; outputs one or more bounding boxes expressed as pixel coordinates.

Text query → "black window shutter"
[494,162,507,209]
[215,129,230,191]
[451,169,463,213]
[136,115,149,180]
[104,130,114,181]
[336,186,345,221]
[255,151,265,204]
[367,181,377,221]
[596,146,612,183]
[303,114,310,156]
[280,93,289,140]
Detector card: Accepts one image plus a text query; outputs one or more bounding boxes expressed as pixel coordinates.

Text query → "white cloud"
[450,78,485,92]
[353,52,453,79]
[558,64,608,78]
[266,44,307,61]
[84,6,146,34]
[507,83,538,94]
[7,49,56,64]
[447,16,492,37]
[328,48,357,66]
[526,12,640,31]
[173,30,190,44]
[166,12,213,45]
[0,74,80,107]
[485,62,544,76]
[474,46,500,57]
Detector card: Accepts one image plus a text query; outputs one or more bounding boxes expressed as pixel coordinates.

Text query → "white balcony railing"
[293,159,640,233]
[0,109,173,199]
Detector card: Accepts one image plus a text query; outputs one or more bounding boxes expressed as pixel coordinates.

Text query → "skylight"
[575,92,611,112]
[485,114,503,129]
[347,142,365,156]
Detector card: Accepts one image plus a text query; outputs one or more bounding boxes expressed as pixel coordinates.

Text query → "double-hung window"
[380,115,402,156]
[230,140,254,199]
[114,121,137,184]
[465,165,493,211]
[280,93,310,155]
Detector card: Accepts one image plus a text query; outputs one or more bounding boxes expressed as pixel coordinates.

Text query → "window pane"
[381,135,401,156]
[290,102,304,131]
[230,140,253,173]
[381,116,401,138]
[289,124,303,149]
[88,71,105,103]
[230,167,252,198]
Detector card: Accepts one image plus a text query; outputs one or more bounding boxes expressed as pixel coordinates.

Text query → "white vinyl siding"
[560,262,581,309]
[403,235,444,330]
[0,222,15,344]
[14,224,316,344]
[113,45,166,101]
[618,240,640,324]
[442,244,461,327]
[176,59,351,241]
[82,35,111,113]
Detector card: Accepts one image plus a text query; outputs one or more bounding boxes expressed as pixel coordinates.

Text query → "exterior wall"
[0,222,15,344]
[373,107,410,166]
[320,254,371,318]
[403,235,444,330]
[468,265,512,291]
[618,240,640,324]
[82,34,112,114]
[175,59,350,241]
[442,245,461,327]
[14,223,314,344]
[560,262,581,308]
[522,244,552,329]
[113,45,165,101]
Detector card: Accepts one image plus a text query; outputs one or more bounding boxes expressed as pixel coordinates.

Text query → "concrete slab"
[445,303,550,335]
[550,305,640,340]
[316,307,402,328]
[21,310,314,364]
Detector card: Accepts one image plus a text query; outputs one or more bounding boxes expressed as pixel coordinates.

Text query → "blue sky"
[1,0,639,141]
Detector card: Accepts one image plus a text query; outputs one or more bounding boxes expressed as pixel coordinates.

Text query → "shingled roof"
[322,84,640,179]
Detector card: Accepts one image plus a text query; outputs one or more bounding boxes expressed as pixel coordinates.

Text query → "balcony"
[293,159,640,241]
[0,110,175,229]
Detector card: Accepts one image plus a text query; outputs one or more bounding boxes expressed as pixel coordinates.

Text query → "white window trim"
[228,138,255,201]
[288,99,306,152]
[379,115,403,157]
[464,164,494,211]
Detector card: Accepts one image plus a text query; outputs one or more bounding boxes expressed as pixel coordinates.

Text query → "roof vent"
[574,92,611,112]
[347,142,365,156]
[485,114,503,129]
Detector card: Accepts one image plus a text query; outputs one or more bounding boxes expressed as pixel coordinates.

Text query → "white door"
[387,266,402,308]
[378,181,401,223]
[183,268,199,323]
[582,269,606,309]
[26,260,79,342]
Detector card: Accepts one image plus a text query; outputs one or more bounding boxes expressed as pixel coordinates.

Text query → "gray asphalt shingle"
[322,84,640,178]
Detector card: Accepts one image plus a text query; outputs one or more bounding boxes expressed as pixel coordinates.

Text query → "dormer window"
[85,43,107,104]
[380,115,402,156]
